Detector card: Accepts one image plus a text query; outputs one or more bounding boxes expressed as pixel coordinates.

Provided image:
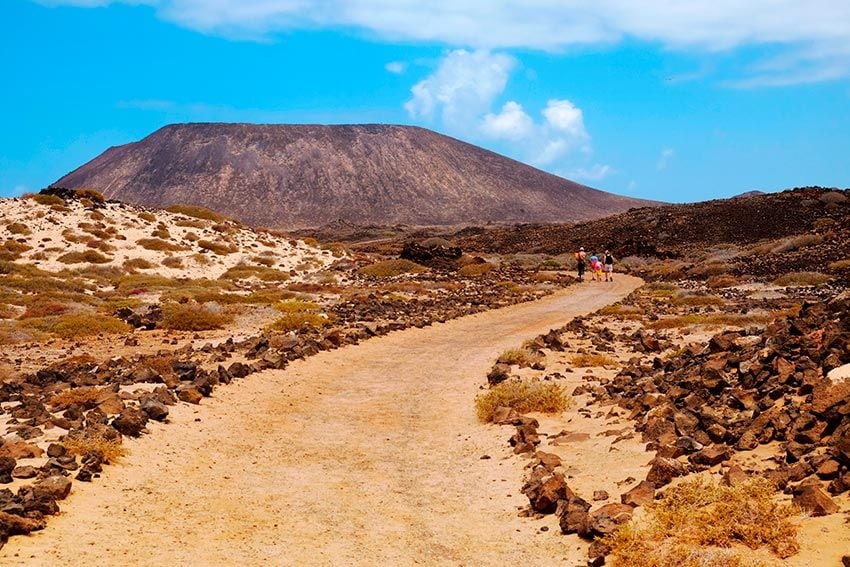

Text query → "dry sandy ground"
[3,277,641,566]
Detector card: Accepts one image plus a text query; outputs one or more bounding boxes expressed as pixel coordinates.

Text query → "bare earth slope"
[4,277,641,566]
[55,123,659,228]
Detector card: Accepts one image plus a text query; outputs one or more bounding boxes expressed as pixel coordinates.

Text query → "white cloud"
[569,163,613,181]
[404,49,515,130]
[657,147,675,171]
[38,0,850,84]
[384,61,406,74]
[480,101,534,141]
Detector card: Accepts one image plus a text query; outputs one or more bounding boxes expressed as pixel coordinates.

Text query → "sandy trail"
[5,276,642,566]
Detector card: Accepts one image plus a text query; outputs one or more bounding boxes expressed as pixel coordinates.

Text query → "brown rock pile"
[593,295,850,505]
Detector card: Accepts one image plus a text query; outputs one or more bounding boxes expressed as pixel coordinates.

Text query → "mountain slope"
[56,123,659,229]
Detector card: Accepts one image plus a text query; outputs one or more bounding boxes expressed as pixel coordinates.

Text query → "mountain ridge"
[56,123,661,229]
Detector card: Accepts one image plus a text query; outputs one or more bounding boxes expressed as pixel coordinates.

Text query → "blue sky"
[2,0,849,202]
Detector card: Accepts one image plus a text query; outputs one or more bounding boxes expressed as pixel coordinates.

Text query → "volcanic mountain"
[55,123,659,229]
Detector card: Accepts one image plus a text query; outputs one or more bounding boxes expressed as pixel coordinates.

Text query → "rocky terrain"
[55,123,659,228]
[456,186,850,281]
[479,278,850,565]
[0,188,575,549]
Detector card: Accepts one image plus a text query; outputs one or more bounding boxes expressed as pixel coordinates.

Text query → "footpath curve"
[5,276,642,566]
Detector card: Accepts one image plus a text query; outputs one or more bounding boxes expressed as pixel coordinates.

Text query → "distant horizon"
[3,0,849,203]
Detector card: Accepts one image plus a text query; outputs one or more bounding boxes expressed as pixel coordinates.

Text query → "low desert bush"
[57,250,112,264]
[123,258,154,271]
[28,193,64,206]
[604,477,799,566]
[828,259,850,270]
[497,348,540,367]
[475,379,570,422]
[0,239,32,260]
[769,234,824,254]
[63,431,126,463]
[458,262,496,277]
[251,255,277,267]
[86,238,115,253]
[44,313,131,338]
[275,300,321,313]
[137,237,186,252]
[773,271,832,286]
[21,302,71,319]
[671,294,725,307]
[48,386,105,409]
[138,211,157,223]
[265,312,331,332]
[159,302,232,331]
[647,312,773,330]
[571,353,618,367]
[6,222,31,235]
[321,241,349,257]
[598,304,644,319]
[165,204,227,223]
[706,275,741,289]
[301,237,319,248]
[175,218,207,229]
[358,259,427,277]
[220,265,291,282]
[115,273,183,291]
[75,188,105,203]
[161,256,184,269]
[197,239,237,255]
[686,262,731,278]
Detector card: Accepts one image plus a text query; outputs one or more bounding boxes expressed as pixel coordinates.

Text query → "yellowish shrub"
[57,250,112,264]
[497,348,539,367]
[138,211,157,223]
[137,237,187,252]
[165,204,228,223]
[75,188,106,203]
[828,259,850,270]
[48,386,105,408]
[458,262,496,276]
[64,431,127,463]
[197,239,237,255]
[773,272,832,286]
[604,477,799,566]
[571,353,618,367]
[358,259,427,277]
[6,222,31,235]
[266,312,331,332]
[475,379,570,422]
[28,193,64,206]
[42,313,131,338]
[123,257,154,271]
[220,265,291,282]
[671,294,725,307]
[159,302,233,331]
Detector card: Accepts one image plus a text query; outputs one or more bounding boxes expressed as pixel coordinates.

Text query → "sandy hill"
[0,189,334,280]
[54,123,659,229]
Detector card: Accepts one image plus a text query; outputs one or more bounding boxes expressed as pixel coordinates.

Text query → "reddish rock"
[690,445,731,467]
[491,406,520,425]
[0,511,46,536]
[111,407,149,437]
[621,481,655,507]
[176,385,203,405]
[722,464,748,487]
[646,457,686,486]
[0,442,43,460]
[33,475,73,500]
[586,503,634,536]
[792,484,839,516]
[816,459,841,480]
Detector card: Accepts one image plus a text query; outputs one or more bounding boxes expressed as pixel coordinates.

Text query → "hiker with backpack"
[575,247,586,281]
[604,250,615,282]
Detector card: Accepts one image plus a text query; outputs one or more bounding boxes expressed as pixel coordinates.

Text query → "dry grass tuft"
[604,477,799,566]
[197,239,237,255]
[458,262,496,277]
[475,379,570,422]
[707,275,741,289]
[266,312,331,332]
[358,259,427,277]
[47,313,131,338]
[647,312,773,329]
[598,304,644,319]
[64,431,127,463]
[160,302,233,331]
[672,294,725,307]
[28,193,64,206]
[48,386,105,408]
[6,222,31,235]
[123,257,154,271]
[571,353,618,367]
[165,204,228,223]
[57,250,112,264]
[137,237,187,252]
[773,272,832,286]
[220,265,291,282]
[497,348,541,367]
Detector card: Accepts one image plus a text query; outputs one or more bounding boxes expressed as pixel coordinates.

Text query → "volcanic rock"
[792,483,839,516]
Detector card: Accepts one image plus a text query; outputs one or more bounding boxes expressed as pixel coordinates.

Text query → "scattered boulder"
[792,483,839,516]
[621,481,655,507]
[111,407,149,437]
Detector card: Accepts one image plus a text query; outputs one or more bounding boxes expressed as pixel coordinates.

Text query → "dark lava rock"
[141,399,169,422]
[111,407,149,437]
[487,364,511,386]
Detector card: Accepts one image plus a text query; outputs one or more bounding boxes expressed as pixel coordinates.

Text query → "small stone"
[11,466,38,479]
[177,385,203,405]
[621,481,655,507]
[46,443,67,458]
[33,475,73,500]
[592,490,609,501]
[792,484,839,516]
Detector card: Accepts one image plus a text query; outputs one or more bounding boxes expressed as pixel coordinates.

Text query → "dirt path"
[5,276,642,566]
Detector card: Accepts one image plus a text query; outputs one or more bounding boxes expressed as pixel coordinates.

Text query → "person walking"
[604,250,615,282]
[575,247,586,281]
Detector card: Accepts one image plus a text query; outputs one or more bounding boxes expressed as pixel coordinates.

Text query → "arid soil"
[3,277,641,565]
